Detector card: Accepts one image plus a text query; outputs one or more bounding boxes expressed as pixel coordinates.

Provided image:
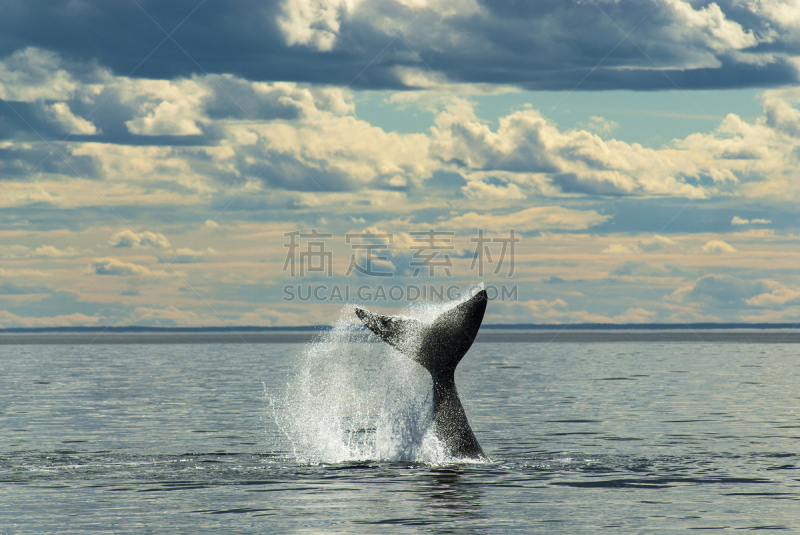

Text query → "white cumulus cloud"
[278,0,360,51]
[702,240,737,253]
[88,258,152,276]
[732,216,772,225]
[109,230,171,249]
[0,47,78,101]
[44,102,97,135]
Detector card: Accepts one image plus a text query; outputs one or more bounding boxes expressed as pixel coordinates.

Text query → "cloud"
[0,281,49,294]
[669,276,800,314]
[668,274,768,305]
[576,116,619,136]
[612,307,658,324]
[638,235,675,252]
[159,248,216,264]
[431,101,708,198]
[0,267,50,278]
[487,297,569,323]
[43,102,97,135]
[0,1,796,91]
[445,205,610,232]
[2,14,800,328]
[88,258,151,276]
[0,47,78,101]
[461,179,525,201]
[278,0,356,51]
[602,243,636,255]
[745,287,800,307]
[763,89,800,137]
[673,93,800,202]
[492,298,659,324]
[203,76,343,120]
[0,245,30,259]
[5,49,800,209]
[233,305,331,326]
[611,261,686,278]
[731,216,772,225]
[32,245,85,258]
[0,310,99,328]
[666,0,757,53]
[108,230,171,249]
[17,71,424,193]
[121,78,209,136]
[702,239,737,253]
[739,307,800,323]
[224,98,434,192]
[130,305,204,326]
[573,236,684,266]
[0,184,60,206]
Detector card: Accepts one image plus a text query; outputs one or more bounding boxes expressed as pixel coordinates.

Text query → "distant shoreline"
[1,322,798,334]
[3,329,800,344]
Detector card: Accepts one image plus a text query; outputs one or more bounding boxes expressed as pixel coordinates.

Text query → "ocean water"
[1,329,799,533]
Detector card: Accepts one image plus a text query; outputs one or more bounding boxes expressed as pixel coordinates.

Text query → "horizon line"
[2,322,800,334]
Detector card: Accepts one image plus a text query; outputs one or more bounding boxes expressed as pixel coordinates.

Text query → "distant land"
[2,323,799,333]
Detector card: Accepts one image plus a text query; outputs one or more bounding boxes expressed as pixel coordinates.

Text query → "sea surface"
[1,329,799,533]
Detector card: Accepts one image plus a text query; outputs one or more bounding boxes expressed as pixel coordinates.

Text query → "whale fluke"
[355,289,488,460]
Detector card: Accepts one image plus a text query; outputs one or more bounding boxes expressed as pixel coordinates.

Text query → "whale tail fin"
[355,289,488,374]
[353,307,422,355]
[356,289,489,460]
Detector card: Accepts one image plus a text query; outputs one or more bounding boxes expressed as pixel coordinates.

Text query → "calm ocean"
[1,330,798,533]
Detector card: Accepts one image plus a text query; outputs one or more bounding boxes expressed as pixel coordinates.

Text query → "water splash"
[270,286,485,464]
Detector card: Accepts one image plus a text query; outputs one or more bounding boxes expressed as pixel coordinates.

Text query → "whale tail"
[354,289,488,375]
[355,289,489,460]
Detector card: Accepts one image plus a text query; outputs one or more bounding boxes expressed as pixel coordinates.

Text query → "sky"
[2,0,800,328]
